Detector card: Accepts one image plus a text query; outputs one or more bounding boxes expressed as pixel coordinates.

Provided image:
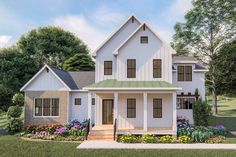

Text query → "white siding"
[69,92,95,123]
[24,69,68,91]
[117,27,172,82]
[95,19,140,82]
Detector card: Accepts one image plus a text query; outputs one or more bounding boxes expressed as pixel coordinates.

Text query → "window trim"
[74,98,81,105]
[153,59,162,78]
[177,65,192,81]
[177,97,196,110]
[127,59,136,78]
[153,98,162,118]
[104,61,112,75]
[127,98,136,118]
[140,36,148,44]
[33,98,60,118]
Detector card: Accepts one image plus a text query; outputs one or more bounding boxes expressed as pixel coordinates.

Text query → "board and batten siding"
[116,27,172,82]
[95,18,141,82]
[24,69,68,91]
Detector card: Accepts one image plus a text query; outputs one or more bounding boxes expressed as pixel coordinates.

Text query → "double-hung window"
[127,99,136,118]
[34,98,59,117]
[177,66,192,81]
[104,61,112,75]
[153,59,162,78]
[127,59,136,78]
[153,99,162,118]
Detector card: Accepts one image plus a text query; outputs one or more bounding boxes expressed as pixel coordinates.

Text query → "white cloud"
[0,35,12,48]
[53,15,109,52]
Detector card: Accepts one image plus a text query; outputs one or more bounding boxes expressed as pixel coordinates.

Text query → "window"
[34,98,59,117]
[153,59,162,78]
[177,97,195,109]
[74,98,81,105]
[104,61,112,75]
[140,36,148,43]
[127,59,136,78]
[153,99,162,118]
[177,66,192,81]
[127,99,136,118]
[92,98,95,105]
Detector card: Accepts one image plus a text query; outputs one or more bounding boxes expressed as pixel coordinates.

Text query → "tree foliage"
[63,53,95,71]
[193,99,211,126]
[12,93,24,106]
[17,26,89,68]
[172,0,236,114]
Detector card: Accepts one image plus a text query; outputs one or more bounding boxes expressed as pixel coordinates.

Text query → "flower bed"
[22,119,89,142]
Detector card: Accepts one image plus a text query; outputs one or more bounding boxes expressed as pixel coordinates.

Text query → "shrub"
[206,136,226,144]
[12,93,24,106]
[54,127,69,136]
[140,134,157,143]
[160,135,176,143]
[193,99,211,126]
[209,125,228,136]
[191,127,213,143]
[7,105,22,118]
[178,136,192,143]
[177,116,190,128]
[6,118,23,134]
[119,134,138,143]
[177,126,195,137]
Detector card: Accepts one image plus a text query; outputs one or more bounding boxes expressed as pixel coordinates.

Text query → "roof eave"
[84,87,182,91]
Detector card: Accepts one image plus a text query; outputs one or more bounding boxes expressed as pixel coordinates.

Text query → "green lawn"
[208,97,236,131]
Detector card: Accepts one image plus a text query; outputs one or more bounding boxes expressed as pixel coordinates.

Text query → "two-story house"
[21,16,207,140]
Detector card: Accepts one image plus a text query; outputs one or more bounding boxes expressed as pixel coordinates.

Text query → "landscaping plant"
[119,134,138,143]
[193,99,211,126]
[140,134,157,143]
[6,105,23,134]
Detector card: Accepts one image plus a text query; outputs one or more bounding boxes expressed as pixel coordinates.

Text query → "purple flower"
[214,125,225,129]
[54,127,68,135]
[73,124,83,129]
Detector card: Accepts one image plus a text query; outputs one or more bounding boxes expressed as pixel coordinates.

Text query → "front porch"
[88,91,178,136]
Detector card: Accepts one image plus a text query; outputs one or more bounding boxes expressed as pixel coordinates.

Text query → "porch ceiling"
[84,79,181,90]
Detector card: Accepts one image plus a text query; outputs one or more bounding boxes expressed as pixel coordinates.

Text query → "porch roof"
[84,79,181,91]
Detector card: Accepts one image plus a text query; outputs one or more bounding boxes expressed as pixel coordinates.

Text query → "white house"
[21,16,207,140]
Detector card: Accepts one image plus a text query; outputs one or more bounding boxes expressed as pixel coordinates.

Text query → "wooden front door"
[102,99,113,124]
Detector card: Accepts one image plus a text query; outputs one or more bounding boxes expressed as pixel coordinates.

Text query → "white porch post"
[172,92,177,132]
[88,92,92,130]
[114,92,118,124]
[143,92,148,131]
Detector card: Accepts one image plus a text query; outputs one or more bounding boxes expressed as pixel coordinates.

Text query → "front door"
[102,99,113,124]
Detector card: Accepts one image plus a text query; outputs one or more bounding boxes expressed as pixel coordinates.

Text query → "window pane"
[185,66,192,81]
[127,99,136,118]
[178,66,184,81]
[127,59,136,78]
[104,61,112,75]
[153,59,161,78]
[140,36,148,43]
[153,99,162,118]
[75,98,81,105]
[35,98,42,116]
[92,98,95,105]
[43,98,51,116]
[52,98,59,116]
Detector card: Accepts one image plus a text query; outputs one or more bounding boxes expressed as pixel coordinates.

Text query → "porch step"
[88,130,114,141]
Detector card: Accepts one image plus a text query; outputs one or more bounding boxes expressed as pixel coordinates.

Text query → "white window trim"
[33,97,60,118]
[177,96,196,110]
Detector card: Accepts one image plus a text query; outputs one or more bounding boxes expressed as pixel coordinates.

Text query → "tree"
[0,85,14,112]
[12,93,24,106]
[63,53,95,71]
[214,40,236,95]
[17,26,90,69]
[172,0,236,115]
[193,99,211,126]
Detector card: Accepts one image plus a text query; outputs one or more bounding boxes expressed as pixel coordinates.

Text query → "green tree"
[63,53,95,71]
[214,40,236,95]
[172,0,236,115]
[0,85,14,112]
[12,93,24,106]
[17,26,89,68]
[193,99,211,126]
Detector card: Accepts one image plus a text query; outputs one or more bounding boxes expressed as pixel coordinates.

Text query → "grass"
[208,97,236,131]
[0,136,236,157]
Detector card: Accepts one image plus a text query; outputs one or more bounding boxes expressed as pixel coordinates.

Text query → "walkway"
[77,140,236,149]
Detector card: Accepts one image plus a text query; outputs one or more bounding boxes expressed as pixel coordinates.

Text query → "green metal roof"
[85,79,180,90]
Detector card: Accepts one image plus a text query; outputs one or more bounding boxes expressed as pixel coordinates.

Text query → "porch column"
[172,92,177,132]
[143,92,148,131]
[114,92,118,124]
[88,92,92,129]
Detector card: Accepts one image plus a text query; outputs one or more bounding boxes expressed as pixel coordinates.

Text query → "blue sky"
[0,0,192,51]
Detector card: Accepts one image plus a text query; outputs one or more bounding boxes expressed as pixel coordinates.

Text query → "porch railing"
[85,118,90,140]
[113,118,117,141]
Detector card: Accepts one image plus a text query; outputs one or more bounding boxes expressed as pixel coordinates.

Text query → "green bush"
[191,128,213,142]
[209,127,228,136]
[140,134,157,143]
[119,134,138,143]
[160,135,176,143]
[6,118,23,134]
[7,105,22,118]
[193,99,211,126]
[12,93,24,106]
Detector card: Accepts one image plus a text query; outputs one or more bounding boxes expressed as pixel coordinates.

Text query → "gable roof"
[69,71,95,88]
[92,15,142,57]
[113,23,176,55]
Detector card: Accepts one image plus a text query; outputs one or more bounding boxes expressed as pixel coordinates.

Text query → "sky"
[0,0,192,51]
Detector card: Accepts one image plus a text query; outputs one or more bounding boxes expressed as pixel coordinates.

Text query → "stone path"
[77,140,236,149]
